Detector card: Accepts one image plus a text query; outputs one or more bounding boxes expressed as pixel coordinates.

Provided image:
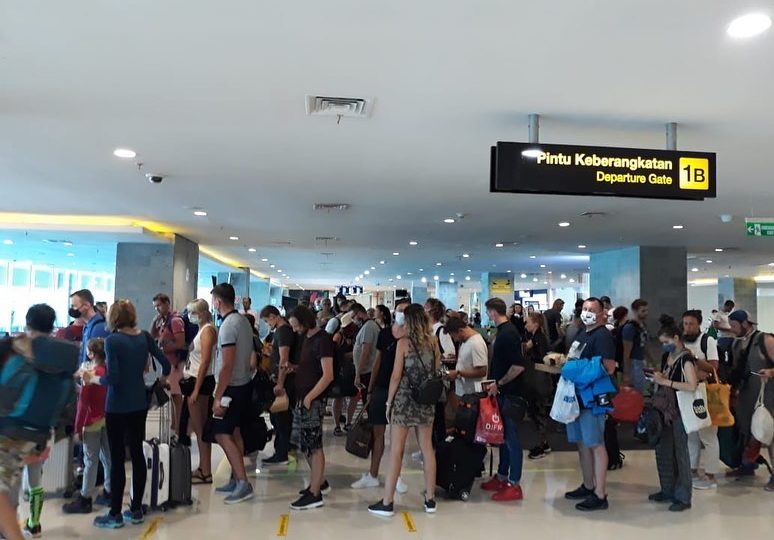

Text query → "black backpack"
[327,329,357,398]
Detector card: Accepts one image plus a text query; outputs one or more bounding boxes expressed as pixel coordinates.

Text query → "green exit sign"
[746,219,774,237]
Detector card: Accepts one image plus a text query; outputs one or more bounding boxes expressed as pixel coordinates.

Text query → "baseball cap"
[729,310,756,325]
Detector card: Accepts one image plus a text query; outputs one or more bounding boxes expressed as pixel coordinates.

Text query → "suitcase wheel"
[460,490,470,502]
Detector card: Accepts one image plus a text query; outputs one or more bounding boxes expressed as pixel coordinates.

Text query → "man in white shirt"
[682,310,721,490]
[712,300,735,365]
[445,317,488,396]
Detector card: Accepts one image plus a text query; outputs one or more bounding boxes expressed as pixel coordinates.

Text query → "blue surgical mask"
[189,314,200,325]
[662,343,677,354]
[394,311,406,327]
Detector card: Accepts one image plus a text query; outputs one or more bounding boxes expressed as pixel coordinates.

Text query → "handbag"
[474,396,505,445]
[705,368,734,427]
[611,386,645,424]
[269,393,289,414]
[751,379,774,445]
[345,404,373,459]
[408,342,444,405]
[147,380,170,409]
[675,359,712,434]
[549,376,580,424]
[141,331,163,389]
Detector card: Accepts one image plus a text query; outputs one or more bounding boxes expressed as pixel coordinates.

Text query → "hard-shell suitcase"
[455,392,484,443]
[22,436,73,497]
[132,402,172,511]
[168,438,192,507]
[435,436,487,501]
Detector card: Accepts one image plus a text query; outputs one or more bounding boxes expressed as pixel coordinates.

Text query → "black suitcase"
[168,438,193,507]
[435,436,487,501]
[455,392,484,443]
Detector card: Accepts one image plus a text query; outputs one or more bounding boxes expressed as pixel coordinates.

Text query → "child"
[62,339,112,514]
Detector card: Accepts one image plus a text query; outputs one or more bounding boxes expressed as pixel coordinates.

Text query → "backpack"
[169,314,197,363]
[700,334,709,359]
[0,339,78,444]
[327,328,357,397]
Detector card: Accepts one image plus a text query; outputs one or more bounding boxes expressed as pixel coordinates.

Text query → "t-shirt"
[713,311,734,339]
[154,313,185,367]
[213,311,254,387]
[375,327,396,390]
[544,309,562,343]
[568,325,616,362]
[684,334,719,362]
[491,321,530,396]
[621,320,648,360]
[661,352,696,383]
[432,322,456,357]
[354,319,380,374]
[455,333,489,396]
[270,324,296,375]
[295,329,335,400]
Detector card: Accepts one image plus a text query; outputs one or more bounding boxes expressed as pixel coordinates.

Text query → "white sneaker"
[351,473,380,489]
[692,477,718,490]
[396,477,408,494]
[411,451,423,462]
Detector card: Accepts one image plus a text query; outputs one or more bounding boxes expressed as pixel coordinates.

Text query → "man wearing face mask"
[69,289,109,365]
[564,298,616,512]
[681,310,721,490]
[351,303,380,409]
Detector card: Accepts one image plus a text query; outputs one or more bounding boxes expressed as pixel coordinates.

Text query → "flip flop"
[192,468,213,485]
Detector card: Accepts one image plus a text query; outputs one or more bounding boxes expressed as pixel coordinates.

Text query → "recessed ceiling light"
[407,272,412,276]
[419,268,424,272]
[433,275,440,281]
[540,264,546,268]
[727,13,772,38]
[380,260,385,264]
[706,260,713,264]
[465,276,471,281]
[67,252,75,257]
[768,263,774,267]
[569,278,576,283]
[462,253,470,258]
[449,278,456,284]
[113,148,136,159]
[443,218,456,224]
[193,210,208,217]
[507,270,512,273]
[691,267,699,272]
[673,225,684,230]
[370,266,376,270]
[409,241,418,246]
[63,241,73,247]
[229,236,239,241]
[558,222,571,227]
[715,248,724,252]
[396,275,402,279]
[2,240,13,245]
[495,243,504,248]
[532,278,539,282]
[529,255,537,259]
[450,272,455,276]
[392,252,400,256]
[560,274,567,279]
[270,264,276,268]
[436,262,442,266]
[248,248,257,253]
[278,269,284,273]
[578,245,587,249]
[261,258,269,262]
[548,271,553,274]
[521,148,543,159]
[421,277,427,283]
[520,273,527,278]
[388,278,393,282]
[359,274,364,278]
[466,269,471,273]
[543,281,548,285]
[364,270,370,275]
[355,277,361,282]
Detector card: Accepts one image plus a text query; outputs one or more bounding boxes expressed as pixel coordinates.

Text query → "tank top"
[185,323,216,378]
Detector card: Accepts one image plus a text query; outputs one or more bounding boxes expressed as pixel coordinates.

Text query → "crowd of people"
[0,286,773,539]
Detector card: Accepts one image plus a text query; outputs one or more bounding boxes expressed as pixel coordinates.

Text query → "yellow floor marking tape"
[402,511,417,533]
[139,518,163,540]
[277,514,290,537]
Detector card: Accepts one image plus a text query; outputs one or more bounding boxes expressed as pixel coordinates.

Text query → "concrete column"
[436,282,458,312]
[718,277,757,320]
[230,267,250,303]
[590,245,687,337]
[411,283,428,305]
[250,278,271,310]
[115,235,199,329]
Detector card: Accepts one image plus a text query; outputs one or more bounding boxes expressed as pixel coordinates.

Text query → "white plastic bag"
[752,380,774,446]
[550,376,580,424]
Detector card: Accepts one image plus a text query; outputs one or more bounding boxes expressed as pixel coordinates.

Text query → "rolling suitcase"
[435,436,487,501]
[22,436,74,497]
[455,392,484,443]
[168,437,192,507]
[131,403,171,511]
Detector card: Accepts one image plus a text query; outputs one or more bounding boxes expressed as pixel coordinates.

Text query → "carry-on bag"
[131,402,171,511]
[435,436,487,501]
[345,405,373,459]
[455,392,484,443]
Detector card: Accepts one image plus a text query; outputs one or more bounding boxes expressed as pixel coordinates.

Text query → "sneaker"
[423,498,437,513]
[564,484,594,500]
[94,490,112,507]
[648,491,672,503]
[62,494,93,514]
[215,477,237,494]
[290,491,324,510]
[368,500,395,517]
[608,453,625,471]
[528,442,552,460]
[692,477,717,490]
[333,427,344,437]
[351,473,380,489]
[262,455,290,466]
[93,513,124,529]
[299,480,331,496]
[765,476,774,492]
[726,465,757,478]
[669,502,692,512]
[225,481,255,505]
[492,483,523,502]
[122,509,144,525]
[396,477,409,494]
[576,493,608,512]
[481,476,507,492]
[22,524,41,539]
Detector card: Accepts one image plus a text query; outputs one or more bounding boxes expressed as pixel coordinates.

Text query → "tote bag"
[550,376,580,425]
[705,369,734,428]
[474,396,504,445]
[675,361,712,434]
[751,380,774,446]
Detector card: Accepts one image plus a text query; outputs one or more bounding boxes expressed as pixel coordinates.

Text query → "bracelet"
[386,402,392,407]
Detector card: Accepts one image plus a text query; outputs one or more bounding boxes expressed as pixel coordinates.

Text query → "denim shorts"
[566,409,606,448]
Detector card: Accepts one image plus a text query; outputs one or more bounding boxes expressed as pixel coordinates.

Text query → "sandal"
[192,468,213,485]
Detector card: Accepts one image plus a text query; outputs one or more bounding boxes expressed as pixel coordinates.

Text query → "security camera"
[146,174,164,184]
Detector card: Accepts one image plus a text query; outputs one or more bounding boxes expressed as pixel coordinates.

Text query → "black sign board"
[491,142,716,200]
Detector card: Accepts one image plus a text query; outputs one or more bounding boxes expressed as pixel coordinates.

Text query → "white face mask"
[189,314,200,325]
[394,311,406,327]
[580,310,597,326]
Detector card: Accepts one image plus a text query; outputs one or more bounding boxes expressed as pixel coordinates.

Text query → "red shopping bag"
[611,386,644,423]
[475,396,505,445]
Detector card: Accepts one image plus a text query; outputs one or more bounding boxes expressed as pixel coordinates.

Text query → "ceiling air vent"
[579,211,608,218]
[305,96,374,118]
[315,236,340,243]
[313,203,350,211]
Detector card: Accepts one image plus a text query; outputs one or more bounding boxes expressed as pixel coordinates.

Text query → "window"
[80,275,90,289]
[0,264,6,287]
[94,276,103,290]
[11,268,29,288]
[56,272,65,289]
[34,270,52,289]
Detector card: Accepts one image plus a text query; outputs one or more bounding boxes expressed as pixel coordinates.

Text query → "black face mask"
[683,333,700,343]
[68,308,81,319]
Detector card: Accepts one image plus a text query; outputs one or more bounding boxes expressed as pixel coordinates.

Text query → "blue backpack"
[0,338,79,444]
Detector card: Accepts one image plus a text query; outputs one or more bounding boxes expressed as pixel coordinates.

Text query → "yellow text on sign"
[679,157,709,191]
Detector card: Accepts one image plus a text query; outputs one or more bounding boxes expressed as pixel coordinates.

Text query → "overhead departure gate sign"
[490,142,716,200]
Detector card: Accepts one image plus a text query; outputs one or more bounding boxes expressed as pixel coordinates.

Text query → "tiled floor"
[34,422,774,539]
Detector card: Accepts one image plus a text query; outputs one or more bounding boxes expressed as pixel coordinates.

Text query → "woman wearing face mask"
[649,316,699,512]
[184,299,218,485]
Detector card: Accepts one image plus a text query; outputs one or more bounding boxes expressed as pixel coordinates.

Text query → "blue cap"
[728,310,756,325]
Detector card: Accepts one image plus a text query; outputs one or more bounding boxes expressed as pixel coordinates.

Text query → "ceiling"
[2,1,774,289]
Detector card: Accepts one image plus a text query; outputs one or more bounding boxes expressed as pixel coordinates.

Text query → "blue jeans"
[631,359,646,393]
[496,395,523,485]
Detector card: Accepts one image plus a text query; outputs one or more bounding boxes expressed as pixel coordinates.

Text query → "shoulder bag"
[345,402,373,459]
[409,341,444,405]
[751,379,774,445]
[674,354,713,434]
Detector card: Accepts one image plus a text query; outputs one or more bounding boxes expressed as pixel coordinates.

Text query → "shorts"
[167,361,184,396]
[210,383,253,436]
[180,374,216,397]
[566,408,606,448]
[0,437,35,494]
[368,387,389,426]
[359,373,372,402]
[290,400,324,457]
